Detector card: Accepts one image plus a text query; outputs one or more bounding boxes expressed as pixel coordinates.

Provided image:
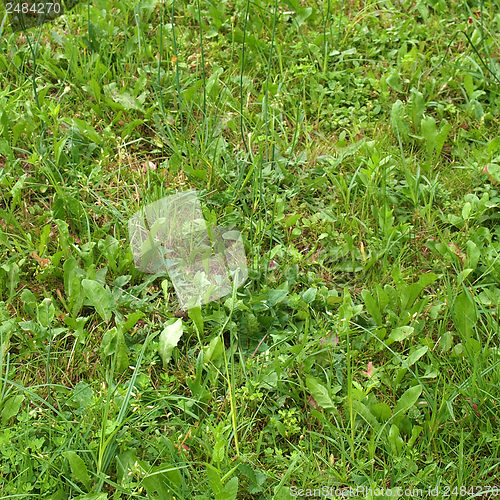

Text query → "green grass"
[0,0,499,498]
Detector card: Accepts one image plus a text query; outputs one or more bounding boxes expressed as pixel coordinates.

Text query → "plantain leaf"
[82,279,115,323]
[63,451,91,489]
[393,385,422,418]
[306,377,336,411]
[1,394,25,425]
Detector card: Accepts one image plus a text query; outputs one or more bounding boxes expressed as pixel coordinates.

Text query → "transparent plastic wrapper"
[128,191,248,310]
[2,0,81,32]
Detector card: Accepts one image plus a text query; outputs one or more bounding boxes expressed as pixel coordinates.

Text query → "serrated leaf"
[159,318,184,367]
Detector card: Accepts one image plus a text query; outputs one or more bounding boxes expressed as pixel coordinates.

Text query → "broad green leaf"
[393,385,422,417]
[9,173,27,210]
[404,346,428,368]
[485,163,500,183]
[390,99,409,139]
[463,73,474,99]
[352,400,380,431]
[72,381,93,413]
[409,88,425,128]
[388,326,414,343]
[73,118,102,144]
[218,476,239,500]
[143,467,176,498]
[453,291,478,338]
[188,306,204,335]
[306,377,335,411]
[284,213,301,228]
[159,319,184,367]
[301,287,317,304]
[400,273,438,312]
[421,116,437,157]
[387,70,402,92]
[104,83,145,112]
[361,289,382,326]
[465,337,481,356]
[54,219,71,254]
[439,331,453,352]
[63,316,88,343]
[435,123,451,157]
[122,311,145,333]
[1,394,25,425]
[213,438,225,464]
[81,279,115,323]
[101,327,129,372]
[465,240,480,270]
[203,335,224,365]
[1,262,19,299]
[21,289,37,318]
[101,327,118,357]
[388,424,404,455]
[265,286,289,306]
[408,424,423,449]
[295,7,312,27]
[206,464,223,495]
[63,451,91,489]
[37,298,55,327]
[115,328,129,373]
[370,402,392,422]
[462,201,472,220]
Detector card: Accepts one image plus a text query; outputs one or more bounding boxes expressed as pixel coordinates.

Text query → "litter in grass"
[128,190,247,310]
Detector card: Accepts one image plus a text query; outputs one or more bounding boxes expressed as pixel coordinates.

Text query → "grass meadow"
[0,0,499,498]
